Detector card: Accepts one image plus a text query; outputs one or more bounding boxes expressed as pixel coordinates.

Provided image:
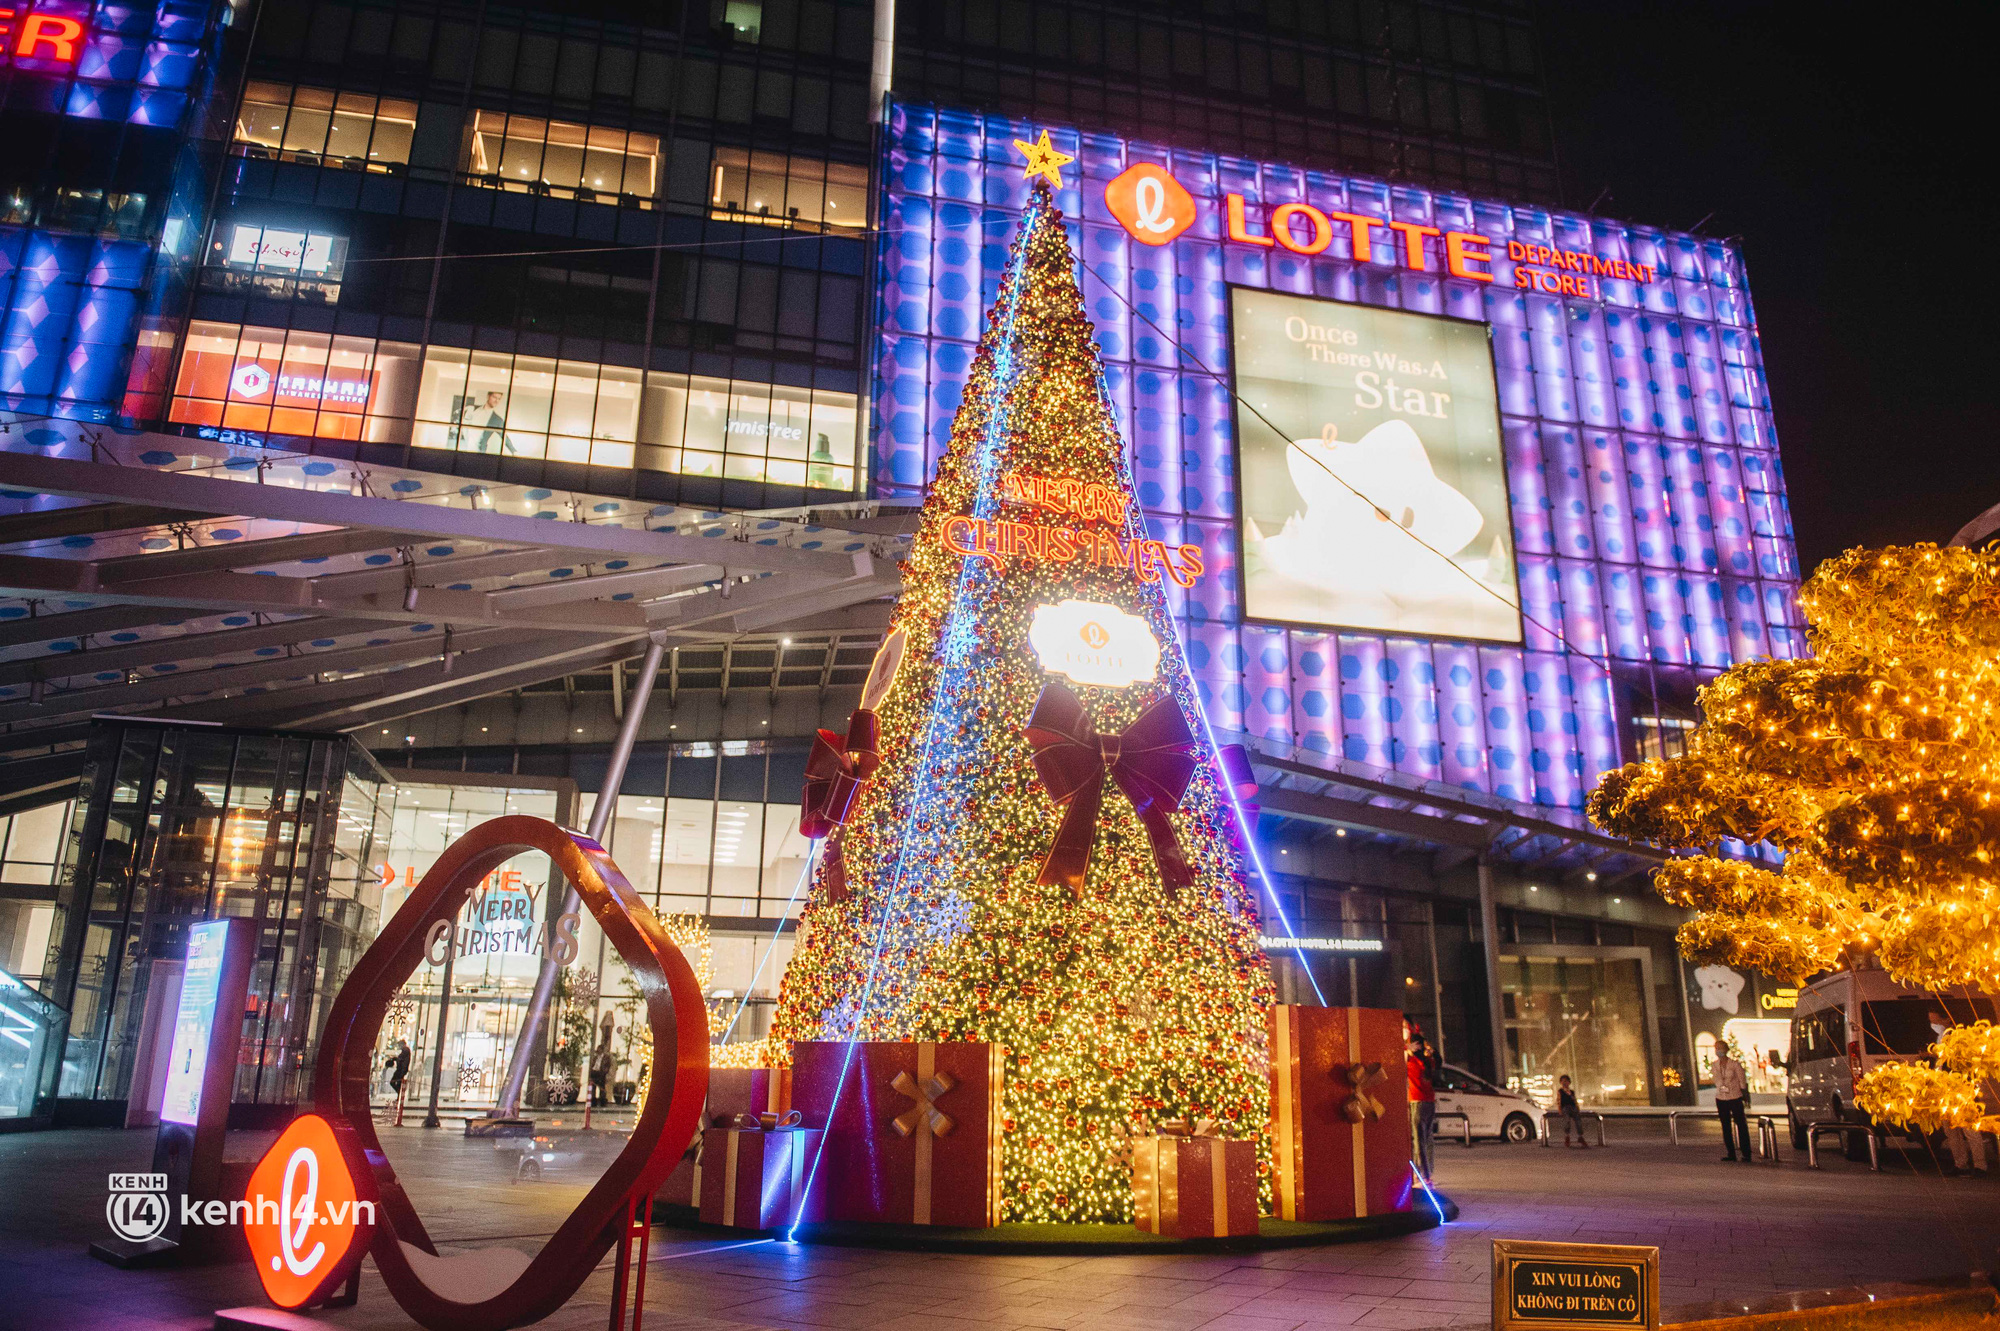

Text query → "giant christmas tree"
[770,143,1276,1224]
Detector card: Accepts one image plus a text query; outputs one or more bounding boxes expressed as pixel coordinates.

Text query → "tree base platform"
[654,1196,1456,1254]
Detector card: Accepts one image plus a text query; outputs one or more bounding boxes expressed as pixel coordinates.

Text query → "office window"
[716,0,762,41]
[233,82,418,171]
[167,321,420,443]
[709,148,866,231]
[203,222,348,303]
[412,352,857,489]
[413,348,642,466]
[463,111,660,206]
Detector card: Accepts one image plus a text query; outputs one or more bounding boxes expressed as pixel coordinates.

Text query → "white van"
[1785,969,1996,1151]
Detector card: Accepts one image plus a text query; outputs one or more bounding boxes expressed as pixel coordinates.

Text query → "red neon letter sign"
[1445,230,1495,282]
[1271,203,1332,256]
[6,11,84,61]
[1385,220,1440,269]
[1225,194,1274,248]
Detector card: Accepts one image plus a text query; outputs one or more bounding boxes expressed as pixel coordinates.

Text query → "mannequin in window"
[458,391,513,454]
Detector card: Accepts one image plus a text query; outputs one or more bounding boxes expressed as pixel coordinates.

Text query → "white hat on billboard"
[1283,418,1484,557]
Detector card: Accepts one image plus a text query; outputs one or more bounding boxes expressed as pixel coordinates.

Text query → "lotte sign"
[1103,163,1661,299]
[243,1113,378,1310]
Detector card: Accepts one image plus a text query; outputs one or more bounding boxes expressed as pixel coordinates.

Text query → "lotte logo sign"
[1105,164,1195,247]
[243,1114,378,1309]
[1099,161,1660,298]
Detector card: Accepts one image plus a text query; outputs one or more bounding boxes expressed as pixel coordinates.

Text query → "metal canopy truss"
[1217,728,1667,880]
[0,423,909,753]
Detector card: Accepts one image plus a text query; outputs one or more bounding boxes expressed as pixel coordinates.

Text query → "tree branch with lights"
[1588,543,2000,1133]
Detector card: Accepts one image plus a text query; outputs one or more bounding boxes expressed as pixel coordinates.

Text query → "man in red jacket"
[1406,1019,1438,1180]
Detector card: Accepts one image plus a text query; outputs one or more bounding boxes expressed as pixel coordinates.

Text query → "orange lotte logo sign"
[244,1114,378,1309]
[942,471,1206,587]
[1103,164,1661,298]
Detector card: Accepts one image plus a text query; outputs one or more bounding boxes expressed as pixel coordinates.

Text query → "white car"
[1432,1063,1542,1143]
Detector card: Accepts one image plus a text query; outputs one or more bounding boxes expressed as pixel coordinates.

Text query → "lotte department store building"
[0,0,1800,1126]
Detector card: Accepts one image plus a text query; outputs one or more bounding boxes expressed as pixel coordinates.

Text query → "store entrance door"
[1499,944,1665,1107]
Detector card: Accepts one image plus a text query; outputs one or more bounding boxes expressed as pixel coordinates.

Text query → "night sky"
[1538,2,1995,572]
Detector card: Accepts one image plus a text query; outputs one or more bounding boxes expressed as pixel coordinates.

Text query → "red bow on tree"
[1024,682,1199,894]
[802,708,881,900]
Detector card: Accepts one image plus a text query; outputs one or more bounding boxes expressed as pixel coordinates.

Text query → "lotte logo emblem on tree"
[1105,163,1196,246]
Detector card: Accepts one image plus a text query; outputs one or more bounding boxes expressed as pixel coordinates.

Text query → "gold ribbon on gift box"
[889,1045,958,1225]
[1157,1117,1220,1137]
[1337,1064,1387,1123]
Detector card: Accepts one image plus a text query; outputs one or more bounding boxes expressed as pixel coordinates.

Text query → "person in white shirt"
[1930,1008,1992,1176]
[1713,1044,1752,1162]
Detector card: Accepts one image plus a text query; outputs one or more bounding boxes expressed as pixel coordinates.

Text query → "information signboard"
[1492,1239,1659,1331]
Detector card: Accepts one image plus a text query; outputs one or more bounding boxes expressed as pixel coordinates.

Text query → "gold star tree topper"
[1013,129,1074,186]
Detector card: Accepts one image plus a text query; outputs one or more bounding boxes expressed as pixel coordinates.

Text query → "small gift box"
[697,1111,820,1230]
[1268,1005,1413,1221]
[707,1066,792,1121]
[792,1040,1005,1228]
[1131,1123,1259,1238]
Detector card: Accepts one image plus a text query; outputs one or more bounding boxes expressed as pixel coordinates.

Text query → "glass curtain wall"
[1500,951,1657,1107]
[375,781,564,1112]
[41,721,392,1107]
[0,801,70,989]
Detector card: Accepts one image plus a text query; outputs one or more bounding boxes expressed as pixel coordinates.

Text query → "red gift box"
[1131,1131,1258,1237]
[697,1114,820,1230]
[791,1040,1005,1227]
[1268,1005,1413,1220]
[707,1066,792,1120]
[658,1068,793,1208]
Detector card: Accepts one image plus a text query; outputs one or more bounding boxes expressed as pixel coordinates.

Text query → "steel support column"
[1476,854,1508,1086]
[492,636,667,1118]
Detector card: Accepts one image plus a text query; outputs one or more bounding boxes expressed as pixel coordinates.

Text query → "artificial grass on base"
[655,1196,1456,1254]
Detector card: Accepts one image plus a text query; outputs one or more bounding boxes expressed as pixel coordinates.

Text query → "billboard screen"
[1231,289,1519,642]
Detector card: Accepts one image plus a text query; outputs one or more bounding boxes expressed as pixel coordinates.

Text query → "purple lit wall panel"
[1337,635,1389,767]
[1291,632,1338,758]
[875,103,1803,809]
[1387,639,1443,780]
[1245,625,1291,746]
[1434,644,1488,791]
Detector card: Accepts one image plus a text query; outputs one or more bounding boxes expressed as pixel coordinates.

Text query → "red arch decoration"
[315,815,709,1330]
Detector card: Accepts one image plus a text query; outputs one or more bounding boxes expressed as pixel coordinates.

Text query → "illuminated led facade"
[0,0,228,417]
[874,102,1800,813]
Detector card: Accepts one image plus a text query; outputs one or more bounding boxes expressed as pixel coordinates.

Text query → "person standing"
[1555,1075,1589,1148]
[1930,1007,1991,1176]
[1713,1041,1752,1162]
[1406,1031,1438,1179]
[387,1039,411,1099]
[589,1011,615,1107]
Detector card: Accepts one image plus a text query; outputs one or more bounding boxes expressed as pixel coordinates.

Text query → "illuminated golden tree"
[769,175,1275,1222]
[1588,543,2000,1132]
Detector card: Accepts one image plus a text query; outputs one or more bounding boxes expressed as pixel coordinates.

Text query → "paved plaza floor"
[1,1117,1993,1330]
